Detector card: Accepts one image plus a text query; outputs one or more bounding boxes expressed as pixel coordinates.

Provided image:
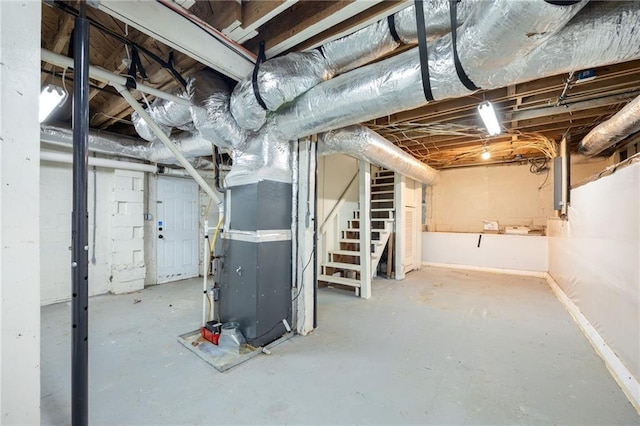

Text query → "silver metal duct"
[579,95,640,156]
[225,122,292,186]
[274,1,640,141]
[229,0,482,132]
[319,125,438,185]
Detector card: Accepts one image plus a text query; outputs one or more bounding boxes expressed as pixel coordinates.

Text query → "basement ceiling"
[40,0,640,169]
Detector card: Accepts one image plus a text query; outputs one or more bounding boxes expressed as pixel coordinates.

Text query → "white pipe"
[40,150,158,173]
[112,83,224,213]
[202,220,209,327]
[41,49,191,107]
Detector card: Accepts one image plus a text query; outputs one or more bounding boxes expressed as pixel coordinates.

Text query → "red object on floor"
[201,327,220,345]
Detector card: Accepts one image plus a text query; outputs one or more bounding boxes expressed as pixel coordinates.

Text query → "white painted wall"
[548,161,639,381]
[431,163,554,233]
[40,162,113,304]
[40,163,145,305]
[0,1,41,421]
[422,232,548,273]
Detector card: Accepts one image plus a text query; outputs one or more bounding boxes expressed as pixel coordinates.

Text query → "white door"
[156,176,199,283]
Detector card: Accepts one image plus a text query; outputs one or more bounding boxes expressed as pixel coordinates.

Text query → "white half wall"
[548,160,639,382]
[422,232,548,273]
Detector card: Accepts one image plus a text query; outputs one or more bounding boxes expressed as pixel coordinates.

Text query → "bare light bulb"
[481,148,491,160]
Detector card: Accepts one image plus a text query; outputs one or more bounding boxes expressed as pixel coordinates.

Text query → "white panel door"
[403,206,416,273]
[156,176,199,283]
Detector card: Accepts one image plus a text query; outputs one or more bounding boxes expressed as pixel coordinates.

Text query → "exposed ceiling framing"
[40,0,640,169]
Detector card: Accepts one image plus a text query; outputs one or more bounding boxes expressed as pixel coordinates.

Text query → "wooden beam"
[223,0,298,44]
[97,0,255,80]
[244,1,384,58]
[42,13,75,85]
[510,91,639,123]
[197,0,242,32]
[290,0,409,53]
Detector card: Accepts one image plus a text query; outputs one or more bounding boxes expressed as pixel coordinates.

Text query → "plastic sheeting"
[580,95,640,156]
[547,160,640,382]
[274,1,640,141]
[318,125,438,185]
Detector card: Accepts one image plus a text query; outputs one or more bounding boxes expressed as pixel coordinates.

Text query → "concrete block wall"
[431,163,554,233]
[40,164,146,304]
[110,170,145,294]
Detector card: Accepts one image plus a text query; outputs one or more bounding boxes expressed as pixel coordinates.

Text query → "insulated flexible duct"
[229,0,481,132]
[319,125,438,185]
[579,95,640,156]
[274,1,640,141]
[41,124,215,165]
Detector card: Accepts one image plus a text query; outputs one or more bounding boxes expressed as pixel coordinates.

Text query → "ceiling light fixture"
[478,101,501,136]
[481,147,491,160]
[39,84,67,123]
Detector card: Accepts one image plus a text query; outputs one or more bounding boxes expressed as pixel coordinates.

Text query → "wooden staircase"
[318,169,395,296]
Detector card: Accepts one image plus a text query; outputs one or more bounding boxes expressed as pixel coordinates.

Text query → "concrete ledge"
[546,273,640,414]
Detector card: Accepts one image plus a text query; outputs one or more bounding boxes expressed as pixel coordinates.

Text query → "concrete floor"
[41,267,639,425]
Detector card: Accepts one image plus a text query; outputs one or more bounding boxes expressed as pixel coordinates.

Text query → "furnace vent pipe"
[318,125,439,185]
[274,1,640,141]
[579,95,640,156]
[230,0,482,131]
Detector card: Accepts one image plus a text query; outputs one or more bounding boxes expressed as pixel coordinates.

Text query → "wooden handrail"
[319,170,359,234]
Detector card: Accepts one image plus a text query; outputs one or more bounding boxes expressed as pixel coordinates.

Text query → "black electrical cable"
[252,41,268,110]
[213,146,227,193]
[292,249,315,302]
[52,1,187,88]
[156,0,256,66]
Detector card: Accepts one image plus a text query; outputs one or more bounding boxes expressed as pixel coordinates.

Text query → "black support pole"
[71,2,90,425]
[312,139,318,329]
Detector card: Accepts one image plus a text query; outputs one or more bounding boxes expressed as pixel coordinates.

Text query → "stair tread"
[318,274,361,287]
[372,208,395,211]
[371,190,394,195]
[372,218,394,221]
[340,238,360,243]
[330,250,360,256]
[322,262,361,270]
[345,228,384,233]
[372,183,394,187]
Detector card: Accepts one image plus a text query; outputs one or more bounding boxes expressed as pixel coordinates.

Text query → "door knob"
[158,234,164,239]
